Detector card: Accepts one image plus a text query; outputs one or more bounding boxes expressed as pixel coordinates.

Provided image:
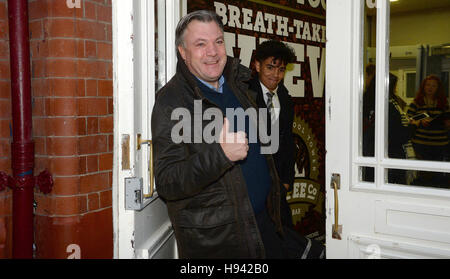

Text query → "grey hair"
[175,10,224,49]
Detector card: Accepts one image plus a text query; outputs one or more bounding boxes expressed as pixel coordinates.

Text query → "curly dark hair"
[254,40,296,65]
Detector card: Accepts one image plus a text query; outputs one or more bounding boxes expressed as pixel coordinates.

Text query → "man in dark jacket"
[151,10,318,259]
[248,40,296,228]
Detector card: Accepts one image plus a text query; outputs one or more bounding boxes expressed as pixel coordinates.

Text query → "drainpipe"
[7,0,34,259]
[0,0,53,259]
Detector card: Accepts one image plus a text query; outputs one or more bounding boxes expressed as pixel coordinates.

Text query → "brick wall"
[0,0,113,258]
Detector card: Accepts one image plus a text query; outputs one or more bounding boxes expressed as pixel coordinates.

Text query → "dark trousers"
[255,208,325,259]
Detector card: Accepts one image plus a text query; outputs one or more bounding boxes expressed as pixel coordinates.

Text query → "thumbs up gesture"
[219,117,249,162]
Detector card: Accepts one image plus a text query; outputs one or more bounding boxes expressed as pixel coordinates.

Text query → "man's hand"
[219,117,249,162]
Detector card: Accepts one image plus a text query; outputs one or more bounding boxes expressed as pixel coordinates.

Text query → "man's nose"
[206,43,218,56]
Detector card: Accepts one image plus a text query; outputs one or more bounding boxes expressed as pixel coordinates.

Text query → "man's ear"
[178,45,186,60]
[255,60,261,73]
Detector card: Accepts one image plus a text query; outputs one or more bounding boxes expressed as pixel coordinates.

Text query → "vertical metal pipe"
[7,0,34,258]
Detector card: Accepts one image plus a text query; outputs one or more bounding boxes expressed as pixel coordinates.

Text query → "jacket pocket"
[175,205,235,228]
[174,205,244,258]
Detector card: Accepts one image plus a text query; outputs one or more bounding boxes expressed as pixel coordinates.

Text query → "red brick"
[75,39,85,58]
[30,40,49,59]
[77,60,109,79]
[52,176,81,196]
[50,79,81,97]
[47,0,78,18]
[99,116,112,134]
[80,172,109,193]
[79,155,87,175]
[0,41,8,59]
[88,193,99,211]
[79,135,107,154]
[107,98,113,115]
[32,118,47,137]
[106,24,112,42]
[97,5,111,23]
[0,195,12,215]
[97,80,111,97]
[34,137,46,155]
[77,117,86,135]
[46,59,77,78]
[85,79,97,96]
[47,137,78,156]
[34,194,51,215]
[99,190,112,208]
[98,152,112,171]
[86,155,98,173]
[0,197,12,217]
[34,156,50,173]
[0,99,11,118]
[48,39,77,58]
[0,2,7,19]
[0,81,10,98]
[87,117,98,134]
[107,134,113,152]
[0,60,10,79]
[50,156,80,176]
[85,40,96,58]
[77,98,107,116]
[29,20,43,40]
[0,120,10,138]
[54,195,87,215]
[28,0,48,21]
[0,21,8,40]
[0,158,11,175]
[97,41,112,60]
[46,117,78,136]
[32,97,46,116]
[0,139,9,157]
[84,1,97,21]
[31,79,49,97]
[31,59,46,78]
[44,19,76,38]
[76,20,105,41]
[47,97,77,116]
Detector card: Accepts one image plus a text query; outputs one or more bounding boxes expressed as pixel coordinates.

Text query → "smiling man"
[151,10,288,258]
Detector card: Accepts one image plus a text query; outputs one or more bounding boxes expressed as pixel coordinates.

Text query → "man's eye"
[216,40,224,44]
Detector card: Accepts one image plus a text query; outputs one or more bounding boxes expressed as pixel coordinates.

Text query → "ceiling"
[390,0,450,14]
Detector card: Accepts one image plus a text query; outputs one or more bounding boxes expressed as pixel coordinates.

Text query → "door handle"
[137,134,154,198]
[331,173,342,240]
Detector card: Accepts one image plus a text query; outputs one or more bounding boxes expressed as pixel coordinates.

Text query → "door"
[112,0,184,259]
[326,0,450,258]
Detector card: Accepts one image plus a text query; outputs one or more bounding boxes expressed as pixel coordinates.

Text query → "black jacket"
[248,77,295,188]
[151,55,282,258]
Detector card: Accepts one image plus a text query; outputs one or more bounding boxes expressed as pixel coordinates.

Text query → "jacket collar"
[176,52,254,99]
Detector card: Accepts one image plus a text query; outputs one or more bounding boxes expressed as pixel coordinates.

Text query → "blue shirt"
[196,75,225,93]
[196,78,272,214]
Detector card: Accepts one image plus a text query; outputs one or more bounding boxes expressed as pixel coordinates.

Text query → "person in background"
[407,75,450,187]
[407,75,450,162]
[247,40,296,229]
[387,73,412,184]
[362,64,377,182]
